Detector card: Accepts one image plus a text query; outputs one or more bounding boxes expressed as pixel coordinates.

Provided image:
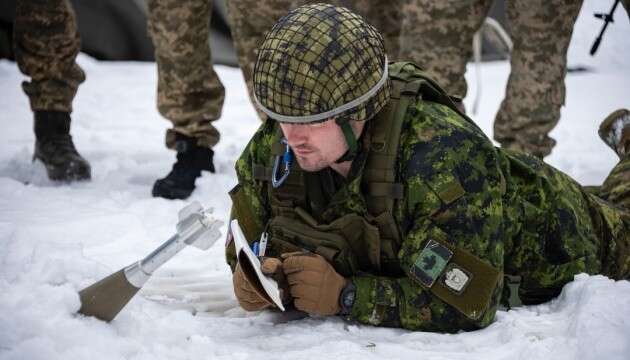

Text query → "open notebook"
[230,219,285,311]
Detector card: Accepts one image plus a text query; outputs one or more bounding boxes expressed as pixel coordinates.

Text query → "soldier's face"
[280,118,364,172]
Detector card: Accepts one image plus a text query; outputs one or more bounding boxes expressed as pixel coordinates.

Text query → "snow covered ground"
[1,2,629,359]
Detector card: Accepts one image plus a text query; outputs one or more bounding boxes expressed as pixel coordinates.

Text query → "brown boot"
[599,109,630,159]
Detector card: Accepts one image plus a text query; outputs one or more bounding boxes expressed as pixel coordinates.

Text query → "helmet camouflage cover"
[253,3,390,124]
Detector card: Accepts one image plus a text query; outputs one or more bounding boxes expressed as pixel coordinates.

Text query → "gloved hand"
[261,257,291,305]
[282,252,347,316]
[232,257,285,311]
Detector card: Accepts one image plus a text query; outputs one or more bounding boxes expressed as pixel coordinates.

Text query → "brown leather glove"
[232,257,284,311]
[282,252,347,316]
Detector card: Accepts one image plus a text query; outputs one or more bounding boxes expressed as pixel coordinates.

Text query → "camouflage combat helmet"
[253,3,390,159]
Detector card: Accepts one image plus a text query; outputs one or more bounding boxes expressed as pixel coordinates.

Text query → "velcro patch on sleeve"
[409,239,453,288]
[442,263,472,294]
[407,237,501,320]
[431,251,501,320]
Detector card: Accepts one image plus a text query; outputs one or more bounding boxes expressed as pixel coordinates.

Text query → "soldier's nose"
[281,123,309,145]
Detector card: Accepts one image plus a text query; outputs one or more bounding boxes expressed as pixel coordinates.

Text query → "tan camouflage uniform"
[494,0,584,158]
[308,0,402,59]
[226,0,402,121]
[147,0,224,149]
[400,0,583,158]
[399,0,493,100]
[13,0,86,113]
[226,0,293,120]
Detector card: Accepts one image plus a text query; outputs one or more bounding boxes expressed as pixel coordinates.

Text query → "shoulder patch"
[406,237,502,320]
[410,239,453,288]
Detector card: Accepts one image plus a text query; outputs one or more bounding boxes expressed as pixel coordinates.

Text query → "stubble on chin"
[295,155,329,173]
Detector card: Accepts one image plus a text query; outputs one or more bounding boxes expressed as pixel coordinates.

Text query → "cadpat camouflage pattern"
[227,4,630,332]
[228,93,630,332]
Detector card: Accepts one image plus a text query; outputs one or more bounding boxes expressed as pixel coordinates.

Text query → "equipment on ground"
[77,201,222,322]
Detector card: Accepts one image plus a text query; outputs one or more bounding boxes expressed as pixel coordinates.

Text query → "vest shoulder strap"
[389,62,482,131]
[364,62,444,215]
[363,61,484,216]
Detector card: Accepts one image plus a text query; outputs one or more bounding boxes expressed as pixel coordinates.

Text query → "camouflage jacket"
[227,96,602,332]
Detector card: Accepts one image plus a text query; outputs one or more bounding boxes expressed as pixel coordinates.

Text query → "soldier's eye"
[308,118,334,128]
[309,122,327,128]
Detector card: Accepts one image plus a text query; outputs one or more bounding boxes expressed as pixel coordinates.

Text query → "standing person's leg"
[14,0,84,113]
[227,0,293,121]
[148,0,224,199]
[13,0,90,181]
[398,0,493,100]
[337,0,402,59]
[493,0,583,159]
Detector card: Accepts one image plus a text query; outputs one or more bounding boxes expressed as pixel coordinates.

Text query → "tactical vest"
[238,62,475,279]
[229,62,513,318]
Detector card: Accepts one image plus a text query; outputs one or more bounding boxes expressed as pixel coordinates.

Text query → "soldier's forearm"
[348,275,486,332]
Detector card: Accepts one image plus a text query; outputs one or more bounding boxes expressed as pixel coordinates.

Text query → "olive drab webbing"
[236,61,520,315]
[363,61,478,217]
[248,62,476,278]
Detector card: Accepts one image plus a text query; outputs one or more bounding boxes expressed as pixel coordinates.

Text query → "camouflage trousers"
[13,0,85,113]
[399,0,583,158]
[147,0,224,149]
[226,0,402,121]
[591,153,630,280]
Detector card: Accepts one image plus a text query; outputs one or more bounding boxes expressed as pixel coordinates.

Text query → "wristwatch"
[338,281,356,316]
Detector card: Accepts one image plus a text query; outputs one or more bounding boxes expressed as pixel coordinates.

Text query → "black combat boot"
[34,110,91,182]
[152,133,215,200]
[599,109,630,159]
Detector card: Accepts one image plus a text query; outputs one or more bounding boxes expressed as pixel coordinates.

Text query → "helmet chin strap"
[334,118,358,163]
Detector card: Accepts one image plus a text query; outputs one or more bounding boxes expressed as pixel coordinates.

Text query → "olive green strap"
[366,182,404,198]
[335,118,359,162]
[271,141,286,155]
[504,274,523,309]
[390,61,482,133]
[363,77,416,215]
[253,164,272,181]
